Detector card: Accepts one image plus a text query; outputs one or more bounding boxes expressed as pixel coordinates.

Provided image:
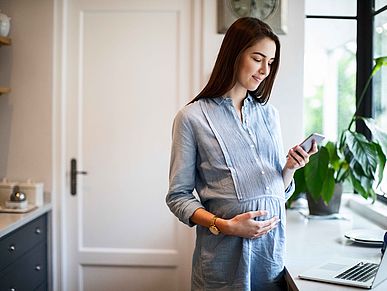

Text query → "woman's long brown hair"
[189,17,280,105]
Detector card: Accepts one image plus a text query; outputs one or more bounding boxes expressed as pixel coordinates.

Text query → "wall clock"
[217,0,287,34]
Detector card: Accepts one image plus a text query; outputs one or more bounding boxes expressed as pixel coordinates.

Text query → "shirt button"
[250,144,255,148]
[265,186,269,190]
[261,170,265,175]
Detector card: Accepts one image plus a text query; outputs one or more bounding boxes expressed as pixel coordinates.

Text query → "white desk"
[285,198,387,290]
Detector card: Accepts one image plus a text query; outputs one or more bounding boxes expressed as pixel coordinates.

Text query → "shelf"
[0,87,11,95]
[0,36,11,46]
[0,36,11,94]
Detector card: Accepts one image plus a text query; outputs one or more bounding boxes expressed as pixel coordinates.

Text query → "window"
[373,3,387,200]
[305,0,356,16]
[304,0,357,193]
[304,18,356,141]
[304,0,387,199]
[375,0,387,11]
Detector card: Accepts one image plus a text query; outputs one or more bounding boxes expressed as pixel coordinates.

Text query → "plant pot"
[306,183,343,215]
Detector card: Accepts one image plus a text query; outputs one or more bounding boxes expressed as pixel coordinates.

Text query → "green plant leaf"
[293,167,306,195]
[335,160,349,183]
[350,56,387,131]
[325,141,341,170]
[337,131,348,159]
[287,167,306,207]
[362,117,387,155]
[350,159,369,179]
[369,188,376,202]
[350,171,369,199]
[345,131,378,177]
[372,56,387,76]
[350,170,377,202]
[304,147,330,200]
[320,168,336,204]
[375,143,386,187]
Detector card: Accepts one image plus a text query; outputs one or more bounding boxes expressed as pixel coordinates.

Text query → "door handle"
[70,158,88,195]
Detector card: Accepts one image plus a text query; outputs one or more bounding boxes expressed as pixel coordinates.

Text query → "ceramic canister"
[0,10,11,37]
[0,178,17,207]
[19,179,44,206]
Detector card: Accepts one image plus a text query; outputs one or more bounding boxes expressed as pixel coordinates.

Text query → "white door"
[60,0,195,290]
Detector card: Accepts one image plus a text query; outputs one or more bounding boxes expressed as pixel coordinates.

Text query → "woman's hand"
[285,140,318,171]
[217,210,280,239]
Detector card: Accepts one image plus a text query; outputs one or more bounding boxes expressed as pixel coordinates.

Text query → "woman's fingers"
[309,140,318,155]
[231,211,281,239]
[286,140,319,170]
[250,210,268,218]
[294,146,309,160]
[289,148,306,167]
[236,210,269,221]
[252,216,280,238]
[245,214,280,239]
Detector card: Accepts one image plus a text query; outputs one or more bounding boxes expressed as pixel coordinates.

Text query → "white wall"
[0,0,305,192]
[0,0,306,289]
[0,0,53,190]
[202,0,305,150]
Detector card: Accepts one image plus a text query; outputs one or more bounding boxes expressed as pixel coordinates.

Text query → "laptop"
[298,252,387,289]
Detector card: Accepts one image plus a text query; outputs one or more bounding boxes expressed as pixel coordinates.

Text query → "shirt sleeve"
[272,106,295,200]
[165,109,204,227]
[284,179,295,200]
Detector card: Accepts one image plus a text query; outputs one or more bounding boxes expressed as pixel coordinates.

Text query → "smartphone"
[299,133,325,152]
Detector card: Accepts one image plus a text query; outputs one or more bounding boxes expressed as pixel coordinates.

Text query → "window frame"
[305,0,387,204]
[363,1,387,203]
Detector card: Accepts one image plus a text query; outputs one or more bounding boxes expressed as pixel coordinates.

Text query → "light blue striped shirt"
[166,94,294,290]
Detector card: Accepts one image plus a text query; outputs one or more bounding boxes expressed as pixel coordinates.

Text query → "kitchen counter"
[285,195,387,290]
[0,202,52,238]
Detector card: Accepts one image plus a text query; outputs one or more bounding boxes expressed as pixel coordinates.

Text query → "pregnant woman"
[166,17,317,291]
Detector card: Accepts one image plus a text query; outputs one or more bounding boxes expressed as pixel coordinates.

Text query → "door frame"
[51,0,204,290]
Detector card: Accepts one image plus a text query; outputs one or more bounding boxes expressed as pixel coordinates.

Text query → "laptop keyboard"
[335,262,379,282]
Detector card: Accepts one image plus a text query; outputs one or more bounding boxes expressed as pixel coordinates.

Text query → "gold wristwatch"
[209,215,220,235]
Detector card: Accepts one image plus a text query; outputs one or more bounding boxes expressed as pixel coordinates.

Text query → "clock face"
[229,0,278,20]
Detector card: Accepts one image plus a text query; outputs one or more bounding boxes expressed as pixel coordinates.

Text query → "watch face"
[209,225,220,235]
[229,0,278,20]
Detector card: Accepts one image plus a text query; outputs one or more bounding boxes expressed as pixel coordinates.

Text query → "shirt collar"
[212,93,255,105]
[212,96,223,105]
[245,93,254,103]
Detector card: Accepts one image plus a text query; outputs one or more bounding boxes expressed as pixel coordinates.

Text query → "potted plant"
[289,56,387,215]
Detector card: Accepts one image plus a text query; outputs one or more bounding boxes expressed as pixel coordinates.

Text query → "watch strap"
[209,215,220,235]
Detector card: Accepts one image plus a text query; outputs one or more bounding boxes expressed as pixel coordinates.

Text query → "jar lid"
[18,179,43,188]
[0,178,17,188]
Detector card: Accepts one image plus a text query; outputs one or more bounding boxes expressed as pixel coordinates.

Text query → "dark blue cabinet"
[0,214,48,291]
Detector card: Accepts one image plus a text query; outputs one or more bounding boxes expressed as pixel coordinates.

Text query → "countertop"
[0,202,52,238]
[285,195,387,290]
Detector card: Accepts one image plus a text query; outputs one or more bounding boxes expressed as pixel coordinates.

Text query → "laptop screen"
[372,253,387,287]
